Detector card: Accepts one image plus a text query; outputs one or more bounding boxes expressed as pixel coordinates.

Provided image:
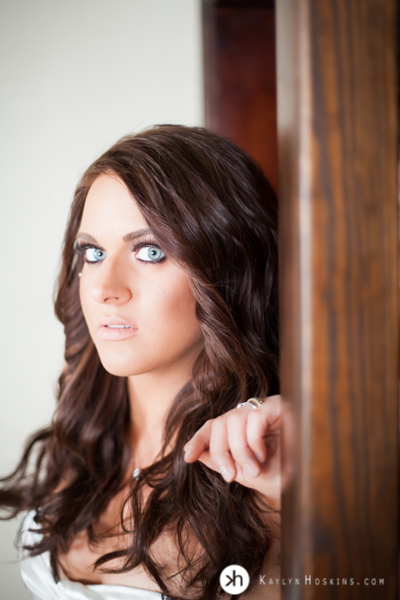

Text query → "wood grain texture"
[277,0,399,598]
[203,0,278,191]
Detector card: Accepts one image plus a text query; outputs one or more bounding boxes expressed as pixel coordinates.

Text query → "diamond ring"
[236,397,264,410]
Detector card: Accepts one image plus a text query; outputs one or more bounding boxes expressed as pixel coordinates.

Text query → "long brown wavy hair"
[0,125,279,599]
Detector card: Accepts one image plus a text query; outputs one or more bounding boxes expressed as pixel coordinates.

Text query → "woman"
[1,125,281,600]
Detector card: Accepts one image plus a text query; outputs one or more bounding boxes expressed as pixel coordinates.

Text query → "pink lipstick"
[97,316,138,341]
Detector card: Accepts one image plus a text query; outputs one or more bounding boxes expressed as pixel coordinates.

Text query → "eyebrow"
[122,229,151,242]
[75,228,152,245]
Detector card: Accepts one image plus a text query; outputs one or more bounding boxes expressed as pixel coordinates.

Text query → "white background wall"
[0,1,203,596]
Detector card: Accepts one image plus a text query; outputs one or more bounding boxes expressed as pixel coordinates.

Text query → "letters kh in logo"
[220,565,250,594]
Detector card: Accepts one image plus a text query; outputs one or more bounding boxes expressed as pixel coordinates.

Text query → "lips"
[97,316,138,341]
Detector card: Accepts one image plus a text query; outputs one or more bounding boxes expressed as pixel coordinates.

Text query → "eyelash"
[73,237,166,265]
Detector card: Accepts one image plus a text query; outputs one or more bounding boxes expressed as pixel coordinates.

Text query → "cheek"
[141,273,201,346]
[78,280,95,333]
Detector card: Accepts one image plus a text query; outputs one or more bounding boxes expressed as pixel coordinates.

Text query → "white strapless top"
[18,510,167,600]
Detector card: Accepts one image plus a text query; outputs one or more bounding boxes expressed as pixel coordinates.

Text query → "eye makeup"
[128,234,166,263]
[73,234,166,265]
[73,240,105,265]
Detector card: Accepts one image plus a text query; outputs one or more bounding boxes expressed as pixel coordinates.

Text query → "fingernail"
[255,451,265,463]
[184,447,194,461]
[220,466,234,481]
[244,463,259,478]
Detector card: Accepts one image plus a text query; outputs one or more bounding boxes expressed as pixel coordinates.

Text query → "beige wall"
[0,1,203,597]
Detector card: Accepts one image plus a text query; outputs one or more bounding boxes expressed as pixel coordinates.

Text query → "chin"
[99,357,140,377]
[96,350,154,378]
[100,361,133,377]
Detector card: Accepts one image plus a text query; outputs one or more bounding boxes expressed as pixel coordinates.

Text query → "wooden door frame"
[277,1,399,598]
[203,1,399,597]
[203,1,399,598]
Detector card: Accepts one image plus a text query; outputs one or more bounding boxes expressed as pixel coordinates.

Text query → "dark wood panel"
[203,1,278,191]
[277,0,399,598]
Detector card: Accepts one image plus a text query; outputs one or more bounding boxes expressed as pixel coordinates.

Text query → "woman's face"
[76,173,203,378]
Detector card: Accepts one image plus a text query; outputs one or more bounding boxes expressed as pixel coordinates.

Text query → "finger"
[260,395,282,431]
[246,409,269,463]
[183,420,213,462]
[246,396,281,460]
[226,409,260,478]
[209,416,236,482]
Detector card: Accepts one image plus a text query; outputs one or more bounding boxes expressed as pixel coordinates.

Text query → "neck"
[127,350,200,469]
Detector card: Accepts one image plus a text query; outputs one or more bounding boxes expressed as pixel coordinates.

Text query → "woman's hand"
[183,395,282,507]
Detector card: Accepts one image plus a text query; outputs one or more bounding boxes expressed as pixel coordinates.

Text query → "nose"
[88,260,132,305]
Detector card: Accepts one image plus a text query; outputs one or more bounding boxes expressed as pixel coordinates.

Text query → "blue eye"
[85,247,107,263]
[136,246,165,263]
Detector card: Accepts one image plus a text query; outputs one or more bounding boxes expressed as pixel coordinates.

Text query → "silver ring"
[236,397,264,410]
